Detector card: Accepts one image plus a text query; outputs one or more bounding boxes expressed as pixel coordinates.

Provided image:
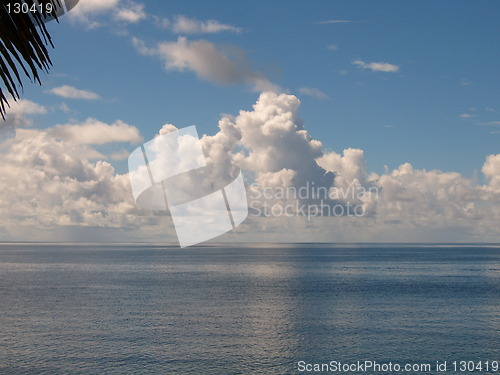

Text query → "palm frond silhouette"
[0,0,61,119]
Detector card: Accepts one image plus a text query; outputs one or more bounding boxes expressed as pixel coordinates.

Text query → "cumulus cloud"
[49,85,100,100]
[298,87,329,100]
[198,92,499,241]
[482,154,500,190]
[132,36,278,92]
[317,148,369,186]
[230,92,325,184]
[352,59,400,73]
[142,93,332,214]
[0,118,170,242]
[376,165,475,219]
[171,15,241,34]
[196,93,340,224]
[0,132,132,230]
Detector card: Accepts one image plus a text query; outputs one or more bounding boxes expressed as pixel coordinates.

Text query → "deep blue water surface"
[0,244,499,374]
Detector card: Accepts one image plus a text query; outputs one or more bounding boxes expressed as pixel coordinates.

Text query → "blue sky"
[0,0,499,243]
[22,0,499,176]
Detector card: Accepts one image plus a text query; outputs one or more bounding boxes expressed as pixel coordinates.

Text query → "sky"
[0,0,499,244]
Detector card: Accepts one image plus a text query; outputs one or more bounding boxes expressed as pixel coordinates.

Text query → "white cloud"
[49,85,100,100]
[362,164,500,242]
[229,92,325,184]
[71,0,120,15]
[298,87,329,100]
[114,2,146,23]
[70,0,146,27]
[0,99,47,143]
[2,99,46,127]
[0,116,170,241]
[316,20,352,24]
[326,44,339,51]
[171,15,241,34]
[70,3,236,31]
[459,113,473,119]
[352,59,400,73]
[48,118,142,145]
[201,92,500,242]
[69,0,120,26]
[0,133,141,236]
[317,148,369,186]
[152,92,332,213]
[482,154,500,190]
[152,15,241,34]
[132,36,279,92]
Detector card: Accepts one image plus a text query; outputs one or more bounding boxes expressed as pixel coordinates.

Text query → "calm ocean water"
[0,244,498,374]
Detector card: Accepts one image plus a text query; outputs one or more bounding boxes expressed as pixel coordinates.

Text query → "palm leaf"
[0,0,61,120]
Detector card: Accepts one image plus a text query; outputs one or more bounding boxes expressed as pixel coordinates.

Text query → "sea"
[0,244,498,374]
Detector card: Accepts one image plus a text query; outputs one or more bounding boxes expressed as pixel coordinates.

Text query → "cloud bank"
[1,93,499,243]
